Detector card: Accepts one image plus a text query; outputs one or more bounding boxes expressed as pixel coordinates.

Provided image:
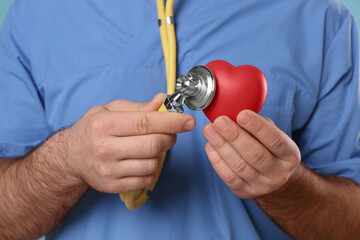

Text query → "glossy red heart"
[203,60,268,122]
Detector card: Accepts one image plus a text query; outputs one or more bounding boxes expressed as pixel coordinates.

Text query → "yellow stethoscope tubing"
[119,0,177,210]
[157,0,169,83]
[165,0,177,94]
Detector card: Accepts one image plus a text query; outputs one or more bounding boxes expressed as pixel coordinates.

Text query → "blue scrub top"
[1,0,360,239]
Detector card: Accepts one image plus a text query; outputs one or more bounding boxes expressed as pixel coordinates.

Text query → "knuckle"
[166,117,177,133]
[88,105,105,115]
[262,116,275,125]
[215,138,227,151]
[289,158,301,172]
[88,115,106,133]
[228,128,241,143]
[230,179,244,192]
[149,136,163,156]
[136,175,156,189]
[104,99,126,110]
[250,149,266,165]
[146,174,157,184]
[136,116,150,134]
[223,173,238,186]
[97,164,111,178]
[253,122,263,135]
[108,181,128,194]
[111,99,125,106]
[292,148,302,166]
[148,159,160,174]
[284,147,301,170]
[269,135,285,151]
[143,159,159,175]
[232,160,247,174]
[209,152,222,166]
[117,182,133,193]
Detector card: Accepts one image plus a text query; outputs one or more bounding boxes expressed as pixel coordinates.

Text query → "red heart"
[203,60,268,122]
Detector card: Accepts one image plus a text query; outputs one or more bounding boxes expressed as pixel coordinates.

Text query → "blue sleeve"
[296,12,360,184]
[0,4,51,158]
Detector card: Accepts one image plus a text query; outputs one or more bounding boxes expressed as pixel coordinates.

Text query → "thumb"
[104,93,166,112]
[141,93,166,111]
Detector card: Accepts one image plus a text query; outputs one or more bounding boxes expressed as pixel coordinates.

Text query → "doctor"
[0,0,360,239]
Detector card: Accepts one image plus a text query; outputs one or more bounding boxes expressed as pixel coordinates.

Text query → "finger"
[205,143,251,196]
[103,155,163,178]
[102,174,157,193]
[104,93,166,112]
[98,111,195,136]
[203,124,265,182]
[142,93,167,111]
[237,110,296,158]
[211,116,279,176]
[261,115,274,124]
[117,157,162,177]
[110,134,176,159]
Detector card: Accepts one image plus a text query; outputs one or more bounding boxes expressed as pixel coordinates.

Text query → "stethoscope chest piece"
[165,65,216,113]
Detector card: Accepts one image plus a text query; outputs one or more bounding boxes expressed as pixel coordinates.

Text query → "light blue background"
[0,0,13,25]
[342,0,360,22]
[1,0,360,26]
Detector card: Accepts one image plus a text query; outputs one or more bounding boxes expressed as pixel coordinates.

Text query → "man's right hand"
[64,93,196,193]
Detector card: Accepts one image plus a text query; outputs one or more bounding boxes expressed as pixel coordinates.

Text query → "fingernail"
[214,118,229,131]
[184,119,195,131]
[157,93,167,100]
[205,125,217,137]
[207,143,215,152]
[152,93,166,103]
[238,112,250,125]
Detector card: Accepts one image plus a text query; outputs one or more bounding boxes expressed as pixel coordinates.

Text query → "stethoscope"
[119,0,178,210]
[119,0,267,210]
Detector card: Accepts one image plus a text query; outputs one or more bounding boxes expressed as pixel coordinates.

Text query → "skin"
[0,93,196,240]
[203,110,360,239]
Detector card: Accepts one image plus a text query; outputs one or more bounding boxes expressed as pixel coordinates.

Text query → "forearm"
[0,129,88,240]
[256,164,360,240]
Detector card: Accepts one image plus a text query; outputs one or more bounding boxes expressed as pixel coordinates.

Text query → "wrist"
[31,128,88,189]
[255,164,307,204]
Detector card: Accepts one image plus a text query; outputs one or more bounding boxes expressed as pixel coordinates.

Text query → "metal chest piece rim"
[164,65,216,113]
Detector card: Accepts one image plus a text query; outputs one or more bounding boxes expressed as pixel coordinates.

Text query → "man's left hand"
[203,110,301,199]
